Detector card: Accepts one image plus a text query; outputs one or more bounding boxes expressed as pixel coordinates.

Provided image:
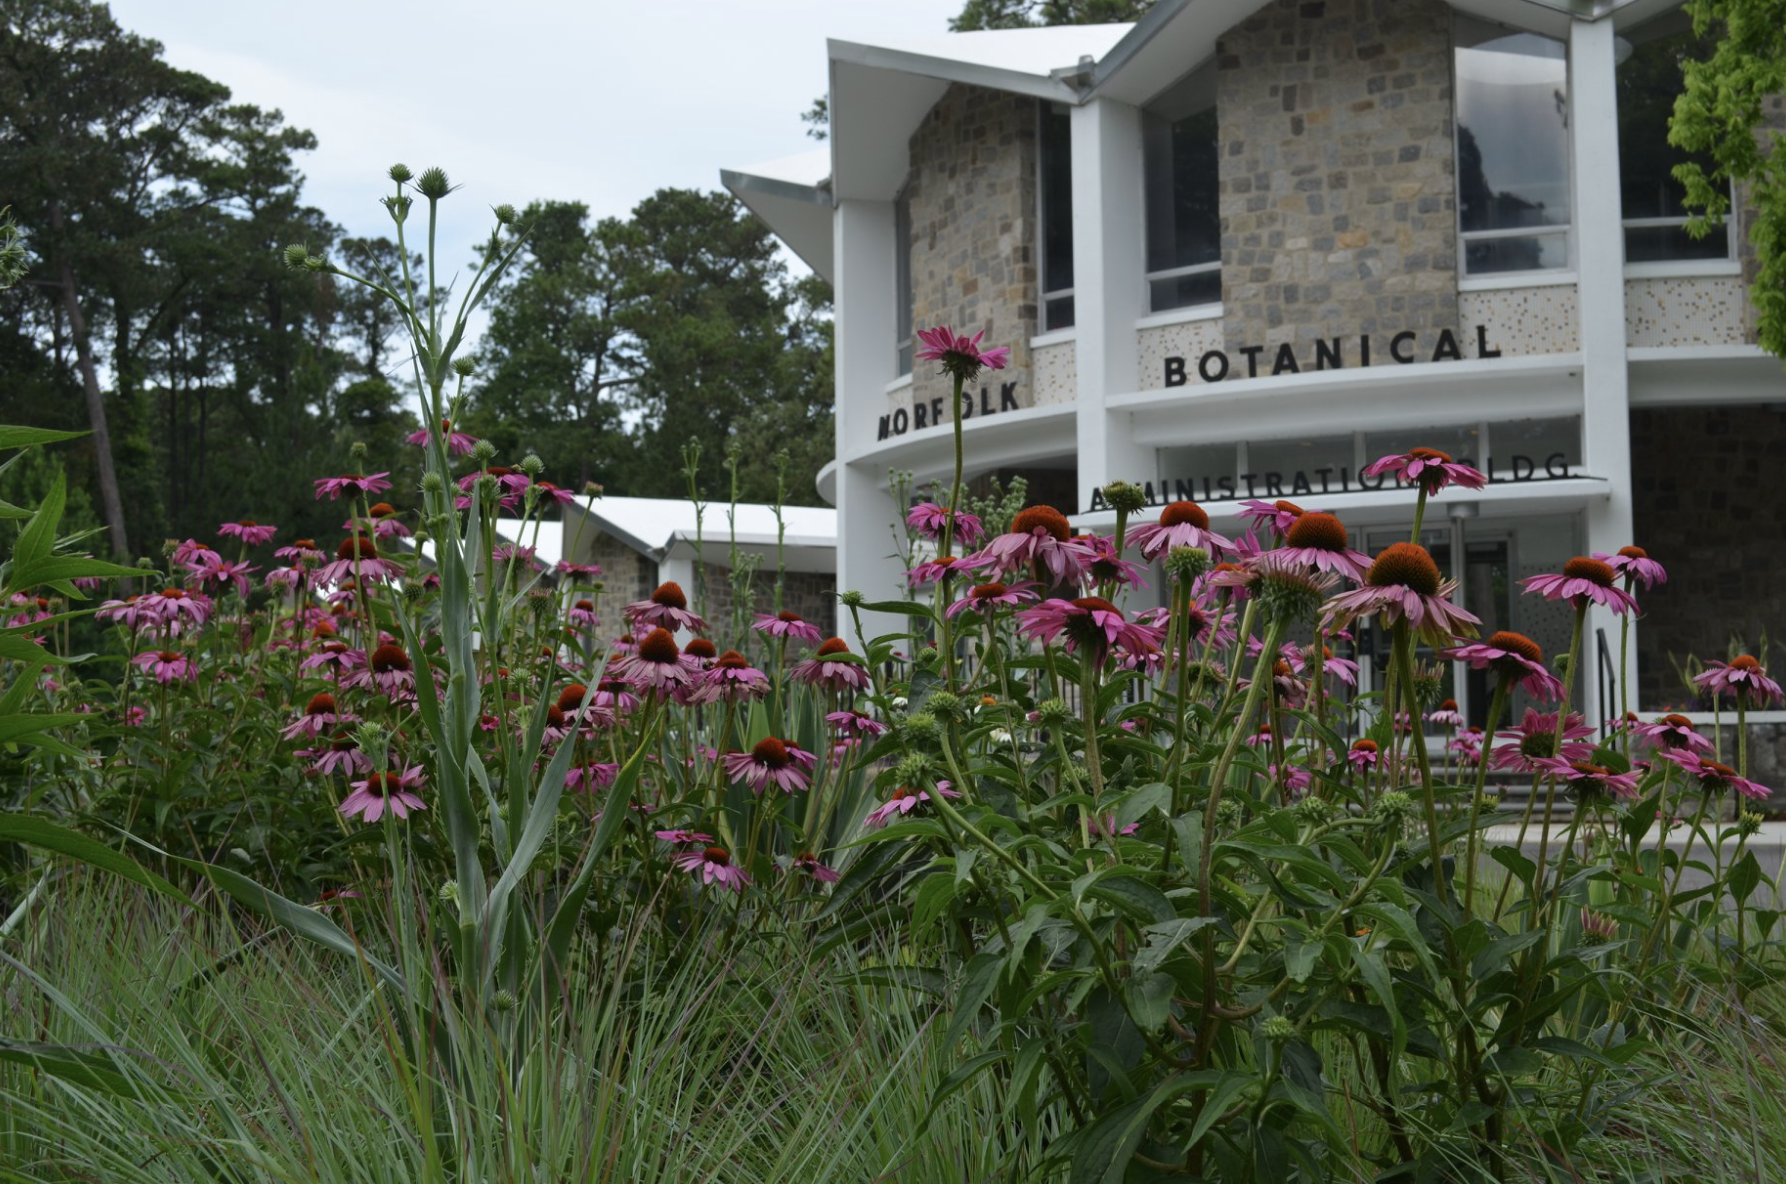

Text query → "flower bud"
[452,356,476,377]
[1259,1016,1297,1044]
[493,203,518,225]
[382,193,413,224]
[1371,790,1416,830]
[475,474,502,508]
[493,988,518,1012]
[471,439,498,464]
[901,712,939,743]
[526,588,555,619]
[1102,480,1147,515]
[389,163,413,183]
[415,167,452,199]
[419,471,446,495]
[349,441,368,461]
[1037,698,1073,727]
[354,722,389,767]
[519,454,545,478]
[582,481,604,498]
[1293,796,1334,828]
[283,243,310,268]
[893,751,932,785]
[925,689,965,720]
[838,589,865,608]
[1165,545,1210,583]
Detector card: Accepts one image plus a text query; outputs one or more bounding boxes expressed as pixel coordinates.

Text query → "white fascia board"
[721,165,835,284]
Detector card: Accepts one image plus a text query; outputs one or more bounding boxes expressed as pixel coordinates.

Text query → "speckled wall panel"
[1623,277,1748,348]
[1457,285,1579,355]
[1137,320,1225,390]
[1032,341,1078,405]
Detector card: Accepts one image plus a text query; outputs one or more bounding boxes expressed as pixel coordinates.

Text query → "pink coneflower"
[132,650,194,684]
[863,782,962,830]
[565,762,620,792]
[1633,712,1715,753]
[556,560,603,580]
[306,733,374,777]
[140,587,214,634]
[1015,596,1161,663]
[1086,814,1140,839]
[1656,749,1770,800]
[1304,644,1359,687]
[674,845,750,892]
[826,709,888,737]
[281,692,358,740]
[300,640,366,680]
[1182,600,1239,650]
[1599,545,1666,590]
[754,610,823,646]
[914,325,1011,380]
[1520,557,1639,615]
[680,638,718,671]
[1080,533,1149,589]
[789,851,840,883]
[1273,512,1373,582]
[691,650,771,704]
[907,554,971,588]
[312,536,404,587]
[340,766,426,822]
[1321,543,1480,645]
[1537,758,1640,802]
[491,543,539,569]
[610,628,695,694]
[407,419,478,455]
[567,598,600,630]
[1362,447,1487,494]
[964,506,1099,585]
[314,472,393,500]
[945,580,1039,619]
[1441,631,1565,701]
[121,705,148,727]
[1200,561,1257,603]
[96,595,152,630]
[655,828,714,846]
[530,480,578,508]
[790,638,872,692]
[348,502,412,540]
[275,538,326,563]
[1238,498,1305,539]
[1451,727,1484,766]
[1128,500,1234,561]
[1694,655,1784,705]
[458,466,532,497]
[1269,764,1313,796]
[906,501,985,547]
[722,737,812,794]
[352,643,416,698]
[531,703,574,746]
[1427,699,1464,728]
[195,557,257,599]
[591,678,640,723]
[623,582,708,634]
[1490,709,1596,773]
[218,520,278,546]
[1345,738,1380,771]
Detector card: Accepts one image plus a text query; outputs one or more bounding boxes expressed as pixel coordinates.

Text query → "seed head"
[389,163,413,183]
[1165,545,1210,583]
[1101,480,1147,515]
[415,167,452,199]
[901,712,939,743]
[471,439,498,464]
[1037,697,1073,727]
[926,689,966,720]
[1260,1016,1297,1044]
[519,454,545,478]
[893,751,932,785]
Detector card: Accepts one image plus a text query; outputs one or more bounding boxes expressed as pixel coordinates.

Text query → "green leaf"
[912,871,961,933]
[1730,850,1762,904]
[946,951,1003,1047]
[10,470,64,581]
[861,599,937,621]
[1133,916,1217,975]
[1284,927,1320,982]
[0,426,87,450]
[1075,868,1174,925]
[0,1037,158,1099]
[1351,944,1405,1061]
[1126,971,1176,1032]
[0,631,59,665]
[1491,845,1536,888]
[0,815,188,905]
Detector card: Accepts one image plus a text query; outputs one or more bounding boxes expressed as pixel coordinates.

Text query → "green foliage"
[1671,0,1786,356]
[951,0,1155,31]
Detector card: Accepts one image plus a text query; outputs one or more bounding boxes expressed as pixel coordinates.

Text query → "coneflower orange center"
[1439,699,1458,712]
[1274,499,1305,517]
[574,599,595,611]
[777,610,803,623]
[752,737,790,768]
[1073,596,1119,616]
[1285,511,1349,552]
[162,588,186,599]
[557,684,587,712]
[1352,739,1378,752]
[1562,557,1615,587]
[636,628,681,664]
[237,518,257,527]
[971,582,1009,599]
[704,846,731,866]
[649,581,687,609]
[890,786,918,802]
[684,638,716,659]
[1158,500,1209,529]
[294,539,316,550]
[336,536,377,560]
[716,650,750,669]
[1012,505,1071,541]
[1703,760,1737,779]
[1408,447,1453,463]
[1661,713,1694,728]
[306,693,337,715]
[816,637,850,657]
[546,704,566,727]
[158,651,181,662]
[1731,654,1761,671]
[1367,543,1441,596]
[368,502,396,518]
[370,643,410,672]
[1618,545,1648,560]
[1488,631,1542,663]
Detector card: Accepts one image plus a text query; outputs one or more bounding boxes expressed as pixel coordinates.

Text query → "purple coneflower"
[1427,699,1465,728]
[1362,447,1486,494]
[565,762,619,792]
[790,638,872,692]
[863,783,962,830]
[655,828,714,846]
[1632,713,1714,753]
[1273,512,1373,583]
[1441,631,1565,701]
[140,587,214,634]
[1656,749,1771,800]
[674,845,750,892]
[789,851,841,883]
[1014,596,1161,663]
[275,538,326,563]
[1238,498,1305,539]
[218,520,278,546]
[907,554,971,588]
[312,536,404,586]
[1345,738,1380,771]
[313,472,393,500]
[532,481,579,507]
[340,767,426,822]
[1321,543,1480,645]
[567,598,600,630]
[1080,534,1149,589]
[281,692,357,740]
[906,501,985,547]
[623,582,709,634]
[689,650,771,704]
[611,628,696,695]
[556,560,603,580]
[132,650,195,685]
[1490,708,1596,773]
[945,580,1039,619]
[306,733,373,777]
[300,640,366,680]
[681,638,717,670]
[96,595,152,630]
[406,419,478,455]
[1128,500,1234,561]
[350,503,412,540]
[964,506,1099,585]
[1536,758,1640,802]
[914,325,1011,379]
[1270,764,1313,796]
[754,610,823,646]
[351,643,416,698]
[1694,655,1784,705]
[722,737,812,794]
[826,709,888,737]
[1520,557,1639,614]
[1599,545,1666,590]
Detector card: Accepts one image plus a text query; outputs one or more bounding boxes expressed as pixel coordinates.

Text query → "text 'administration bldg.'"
[723,0,1785,730]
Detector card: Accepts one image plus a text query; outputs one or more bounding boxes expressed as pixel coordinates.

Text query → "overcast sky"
[107,0,963,340]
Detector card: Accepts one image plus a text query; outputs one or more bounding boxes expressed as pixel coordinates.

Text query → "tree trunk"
[47,203,130,558]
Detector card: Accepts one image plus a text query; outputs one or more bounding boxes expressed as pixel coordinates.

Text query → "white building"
[726,0,1786,728]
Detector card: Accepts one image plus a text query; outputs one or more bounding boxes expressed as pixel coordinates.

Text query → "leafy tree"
[1671,0,1786,356]
[950,0,1154,30]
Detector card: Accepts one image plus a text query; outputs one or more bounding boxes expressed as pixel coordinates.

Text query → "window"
[1038,102,1075,330]
[895,189,913,376]
[1617,13,1730,264]
[1455,20,1572,276]
[1143,66,1220,311]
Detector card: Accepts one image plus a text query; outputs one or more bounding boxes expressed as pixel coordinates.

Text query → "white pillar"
[1071,97,1154,513]
[1570,16,1637,723]
[833,196,909,650]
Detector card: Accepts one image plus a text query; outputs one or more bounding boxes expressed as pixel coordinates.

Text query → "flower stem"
[1462,674,1512,916]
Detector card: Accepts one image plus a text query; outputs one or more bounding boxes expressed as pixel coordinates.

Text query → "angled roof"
[569,495,837,574]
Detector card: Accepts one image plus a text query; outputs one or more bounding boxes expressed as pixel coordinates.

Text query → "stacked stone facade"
[905,84,1039,419]
[1630,405,1786,709]
[696,563,837,648]
[1216,0,1459,368]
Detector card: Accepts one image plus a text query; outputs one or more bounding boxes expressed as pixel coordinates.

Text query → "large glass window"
[895,189,913,376]
[1617,12,1730,264]
[1455,20,1572,276]
[1039,102,1075,331]
[1143,66,1220,311]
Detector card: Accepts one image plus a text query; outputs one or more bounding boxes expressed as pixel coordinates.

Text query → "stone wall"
[582,532,657,637]
[1630,406,1786,708]
[697,563,837,650]
[905,84,1039,418]
[1216,0,1458,367]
